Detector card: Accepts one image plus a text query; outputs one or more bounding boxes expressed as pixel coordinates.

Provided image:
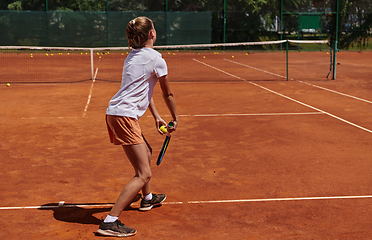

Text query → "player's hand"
[167,120,177,134]
[156,118,167,135]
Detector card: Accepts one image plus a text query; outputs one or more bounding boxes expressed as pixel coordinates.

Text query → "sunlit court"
[1,0,372,238]
[1,47,372,238]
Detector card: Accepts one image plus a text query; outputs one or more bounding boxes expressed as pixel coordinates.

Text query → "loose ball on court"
[159,125,167,133]
[6,83,10,87]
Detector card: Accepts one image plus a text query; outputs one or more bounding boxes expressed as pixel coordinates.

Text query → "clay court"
[0,50,372,239]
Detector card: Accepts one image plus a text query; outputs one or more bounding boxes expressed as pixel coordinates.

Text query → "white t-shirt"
[106,48,168,120]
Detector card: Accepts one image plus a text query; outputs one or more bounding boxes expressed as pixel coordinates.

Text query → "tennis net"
[0,40,329,84]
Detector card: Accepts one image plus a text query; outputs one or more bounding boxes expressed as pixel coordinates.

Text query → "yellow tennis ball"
[159,125,167,133]
[232,56,234,58]
[7,83,10,87]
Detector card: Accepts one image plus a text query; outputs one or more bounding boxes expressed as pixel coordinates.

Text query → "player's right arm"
[159,75,178,132]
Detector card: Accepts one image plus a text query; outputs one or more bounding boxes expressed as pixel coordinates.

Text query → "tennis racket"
[156,122,173,165]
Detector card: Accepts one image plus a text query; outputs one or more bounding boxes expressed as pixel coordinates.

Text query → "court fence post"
[332,0,339,80]
[286,40,289,81]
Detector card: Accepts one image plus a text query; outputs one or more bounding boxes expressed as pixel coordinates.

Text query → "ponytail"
[126,17,153,49]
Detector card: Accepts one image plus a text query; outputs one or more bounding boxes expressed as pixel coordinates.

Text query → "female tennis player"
[97,16,178,237]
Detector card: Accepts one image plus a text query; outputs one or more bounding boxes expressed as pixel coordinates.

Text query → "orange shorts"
[106,115,145,145]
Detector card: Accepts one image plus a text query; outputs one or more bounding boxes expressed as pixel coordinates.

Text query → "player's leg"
[98,139,150,237]
[109,142,152,217]
[138,143,166,211]
[141,135,153,196]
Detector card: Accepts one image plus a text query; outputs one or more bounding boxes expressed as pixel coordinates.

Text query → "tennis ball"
[159,125,167,133]
[203,56,206,59]
[232,56,234,58]
[6,83,10,87]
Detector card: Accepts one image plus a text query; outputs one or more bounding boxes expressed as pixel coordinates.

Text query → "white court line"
[82,71,97,118]
[223,58,289,79]
[1,195,372,210]
[188,195,372,204]
[147,112,324,118]
[195,59,372,134]
[21,117,81,120]
[193,59,246,81]
[224,58,372,105]
[298,80,372,104]
[250,82,372,134]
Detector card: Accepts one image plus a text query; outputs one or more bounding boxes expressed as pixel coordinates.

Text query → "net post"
[286,40,289,81]
[332,41,337,80]
[90,49,94,80]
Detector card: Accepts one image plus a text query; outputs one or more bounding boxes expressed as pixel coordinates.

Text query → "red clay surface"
[0,51,372,239]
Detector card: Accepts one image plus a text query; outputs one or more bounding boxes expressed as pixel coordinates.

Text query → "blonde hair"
[126,17,153,49]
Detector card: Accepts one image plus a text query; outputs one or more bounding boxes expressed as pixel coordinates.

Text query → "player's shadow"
[39,203,138,225]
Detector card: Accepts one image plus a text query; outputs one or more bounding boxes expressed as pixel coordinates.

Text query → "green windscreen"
[0,10,211,47]
[299,15,320,32]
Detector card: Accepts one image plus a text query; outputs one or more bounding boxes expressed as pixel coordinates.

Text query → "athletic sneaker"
[97,220,136,237]
[139,193,166,211]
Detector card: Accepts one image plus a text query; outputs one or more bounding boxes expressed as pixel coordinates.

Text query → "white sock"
[104,214,118,223]
[144,192,152,201]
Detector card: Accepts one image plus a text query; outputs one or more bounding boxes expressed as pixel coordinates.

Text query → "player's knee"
[139,170,152,183]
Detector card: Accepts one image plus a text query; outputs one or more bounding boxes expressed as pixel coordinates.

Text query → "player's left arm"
[148,97,167,134]
[159,75,178,133]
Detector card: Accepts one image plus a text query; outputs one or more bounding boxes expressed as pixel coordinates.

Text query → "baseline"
[1,195,372,210]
